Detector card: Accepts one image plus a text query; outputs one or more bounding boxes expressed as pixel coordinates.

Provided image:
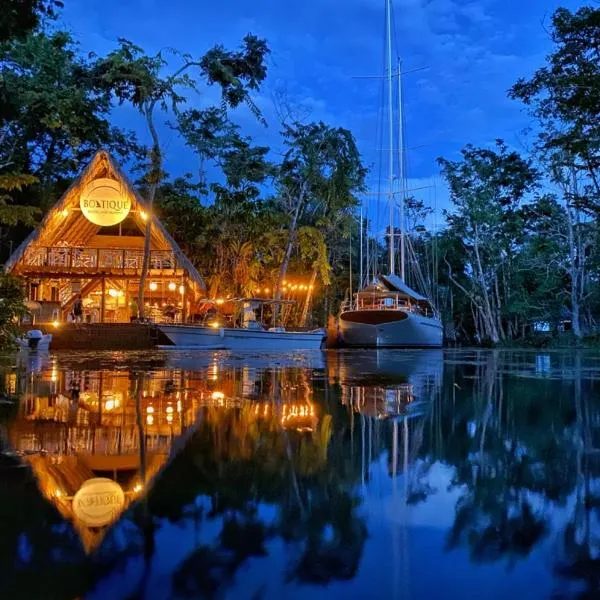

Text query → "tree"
[510,6,600,212]
[0,28,141,262]
[438,141,538,344]
[0,274,27,349]
[92,34,269,318]
[274,122,366,322]
[0,0,61,43]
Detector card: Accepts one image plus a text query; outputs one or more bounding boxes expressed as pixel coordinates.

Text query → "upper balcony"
[15,246,184,278]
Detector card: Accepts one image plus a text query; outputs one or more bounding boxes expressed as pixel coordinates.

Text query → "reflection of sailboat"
[333,349,443,420]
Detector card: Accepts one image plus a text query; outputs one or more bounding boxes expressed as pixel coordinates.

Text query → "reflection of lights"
[50,367,58,382]
[149,282,158,292]
[146,415,154,425]
[168,282,176,291]
[209,321,220,329]
[281,403,316,424]
[140,210,148,221]
[215,298,224,305]
[146,406,154,414]
[61,208,69,218]
[133,484,142,493]
[208,360,218,381]
[166,413,173,423]
[177,400,182,412]
[166,405,174,414]
[179,285,185,295]
[52,320,60,328]
[211,391,224,401]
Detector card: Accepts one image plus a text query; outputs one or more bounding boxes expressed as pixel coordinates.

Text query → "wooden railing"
[21,247,178,271]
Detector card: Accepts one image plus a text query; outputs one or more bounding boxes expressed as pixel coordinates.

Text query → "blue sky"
[61,0,585,230]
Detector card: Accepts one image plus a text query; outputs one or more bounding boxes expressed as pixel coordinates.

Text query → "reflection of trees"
[423,350,600,595]
[140,403,366,597]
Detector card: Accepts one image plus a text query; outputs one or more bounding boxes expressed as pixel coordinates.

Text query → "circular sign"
[73,477,125,527]
[80,178,131,226]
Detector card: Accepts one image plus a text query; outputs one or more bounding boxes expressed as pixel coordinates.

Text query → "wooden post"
[182,278,188,323]
[101,277,106,323]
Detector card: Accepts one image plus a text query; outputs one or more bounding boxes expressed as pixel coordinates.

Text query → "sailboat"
[339,0,443,348]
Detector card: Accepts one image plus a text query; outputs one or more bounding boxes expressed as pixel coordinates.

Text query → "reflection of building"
[7,366,210,553]
[4,150,205,325]
[3,356,322,552]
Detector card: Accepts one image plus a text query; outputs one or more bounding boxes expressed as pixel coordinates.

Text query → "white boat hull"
[158,325,325,351]
[339,310,443,347]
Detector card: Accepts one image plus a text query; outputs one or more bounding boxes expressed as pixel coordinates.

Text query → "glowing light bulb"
[52,320,60,328]
[146,414,154,425]
[166,405,174,414]
[133,484,142,493]
[149,282,158,292]
[179,285,185,295]
[61,209,69,218]
[211,391,225,401]
[140,210,148,221]
[146,405,154,414]
[215,298,224,305]
[168,282,176,291]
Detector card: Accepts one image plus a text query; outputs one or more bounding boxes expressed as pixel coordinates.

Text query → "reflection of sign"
[80,178,131,226]
[73,478,125,527]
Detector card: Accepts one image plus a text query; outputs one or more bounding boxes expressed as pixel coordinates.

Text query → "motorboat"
[158,299,325,351]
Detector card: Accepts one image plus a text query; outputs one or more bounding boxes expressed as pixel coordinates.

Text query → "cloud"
[59,0,571,216]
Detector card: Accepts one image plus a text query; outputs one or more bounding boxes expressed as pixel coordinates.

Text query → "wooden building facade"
[4,150,205,325]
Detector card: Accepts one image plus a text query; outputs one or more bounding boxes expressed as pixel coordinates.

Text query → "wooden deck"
[28,323,172,350]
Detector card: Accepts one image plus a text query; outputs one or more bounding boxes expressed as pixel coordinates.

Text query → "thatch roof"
[4,150,205,291]
[26,451,168,554]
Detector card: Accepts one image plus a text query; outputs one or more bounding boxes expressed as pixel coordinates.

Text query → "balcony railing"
[20,247,179,272]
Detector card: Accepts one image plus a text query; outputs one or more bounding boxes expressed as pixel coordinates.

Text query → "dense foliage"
[0,3,599,342]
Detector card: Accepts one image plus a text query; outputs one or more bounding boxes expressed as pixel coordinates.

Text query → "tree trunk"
[473,225,499,343]
[567,206,582,341]
[137,103,161,320]
[273,187,306,325]
[299,267,318,327]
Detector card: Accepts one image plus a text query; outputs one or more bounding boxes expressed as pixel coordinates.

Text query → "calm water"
[1,348,599,600]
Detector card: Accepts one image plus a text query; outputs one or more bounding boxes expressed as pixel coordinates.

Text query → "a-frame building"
[5,150,205,324]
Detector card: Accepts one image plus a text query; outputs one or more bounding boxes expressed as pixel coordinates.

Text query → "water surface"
[1,348,599,599]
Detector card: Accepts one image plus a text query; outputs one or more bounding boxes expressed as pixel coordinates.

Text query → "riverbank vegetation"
[0,2,599,345]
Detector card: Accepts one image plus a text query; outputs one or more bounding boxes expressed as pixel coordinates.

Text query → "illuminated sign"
[72,477,125,527]
[80,178,131,226]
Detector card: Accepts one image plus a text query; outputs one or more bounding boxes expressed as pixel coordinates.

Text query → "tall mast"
[359,203,364,290]
[397,57,405,280]
[386,0,395,275]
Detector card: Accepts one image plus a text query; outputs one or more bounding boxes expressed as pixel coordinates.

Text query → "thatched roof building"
[5,150,205,324]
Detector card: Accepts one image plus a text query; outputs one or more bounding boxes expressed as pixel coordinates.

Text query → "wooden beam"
[101,277,106,323]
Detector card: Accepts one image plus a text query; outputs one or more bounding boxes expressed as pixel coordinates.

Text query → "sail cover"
[379,274,428,302]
